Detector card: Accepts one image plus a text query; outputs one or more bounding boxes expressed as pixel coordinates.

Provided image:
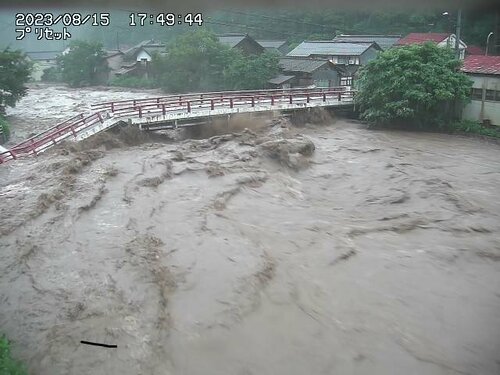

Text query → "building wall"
[360,46,380,65]
[311,66,340,87]
[136,50,152,62]
[107,54,125,80]
[462,74,500,126]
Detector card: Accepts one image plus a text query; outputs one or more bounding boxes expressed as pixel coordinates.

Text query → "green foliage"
[57,40,109,87]
[356,43,473,128]
[41,66,62,82]
[152,30,280,93]
[109,76,158,89]
[153,30,236,93]
[449,120,500,138]
[0,116,10,143]
[0,335,28,375]
[224,51,280,90]
[0,48,32,115]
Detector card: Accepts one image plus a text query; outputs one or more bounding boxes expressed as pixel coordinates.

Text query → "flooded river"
[1,85,499,375]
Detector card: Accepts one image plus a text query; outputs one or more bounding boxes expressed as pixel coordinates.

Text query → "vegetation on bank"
[356,43,473,129]
[0,116,10,143]
[56,41,109,87]
[448,120,500,138]
[0,48,32,115]
[0,335,27,375]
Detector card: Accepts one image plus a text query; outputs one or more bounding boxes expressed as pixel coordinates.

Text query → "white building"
[395,33,467,60]
[461,55,500,126]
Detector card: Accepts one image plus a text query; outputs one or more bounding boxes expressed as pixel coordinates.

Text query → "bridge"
[0,87,354,164]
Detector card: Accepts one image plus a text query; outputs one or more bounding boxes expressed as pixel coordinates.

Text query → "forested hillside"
[0,8,496,51]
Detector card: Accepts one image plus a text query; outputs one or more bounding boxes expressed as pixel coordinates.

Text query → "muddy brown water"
[1,86,500,375]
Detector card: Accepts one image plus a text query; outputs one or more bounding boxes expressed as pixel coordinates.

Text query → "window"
[495,90,500,102]
[347,57,358,65]
[337,57,347,64]
[471,88,483,100]
[485,90,495,101]
[340,76,353,86]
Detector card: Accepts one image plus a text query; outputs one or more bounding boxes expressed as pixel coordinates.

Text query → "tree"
[57,40,108,87]
[0,48,32,115]
[224,51,280,90]
[153,30,237,93]
[152,30,280,93]
[355,43,472,128]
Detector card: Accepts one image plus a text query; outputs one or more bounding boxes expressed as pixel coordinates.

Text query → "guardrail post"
[187,101,191,113]
[306,94,310,103]
[162,104,166,115]
[251,97,255,107]
[138,107,142,118]
[111,102,114,112]
[323,93,326,102]
[133,100,136,106]
[338,93,341,101]
[271,96,274,105]
[230,98,233,109]
[289,95,292,104]
[211,99,214,110]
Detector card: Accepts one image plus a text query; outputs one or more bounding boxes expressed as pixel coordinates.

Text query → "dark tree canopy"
[0,49,32,114]
[57,40,108,87]
[153,30,237,93]
[152,30,280,93]
[356,43,473,128]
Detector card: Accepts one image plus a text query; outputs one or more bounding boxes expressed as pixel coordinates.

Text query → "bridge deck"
[0,87,354,164]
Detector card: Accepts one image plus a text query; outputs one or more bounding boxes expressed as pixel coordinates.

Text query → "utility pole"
[455,8,462,59]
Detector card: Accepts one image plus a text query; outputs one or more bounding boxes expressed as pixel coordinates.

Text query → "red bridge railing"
[0,87,354,164]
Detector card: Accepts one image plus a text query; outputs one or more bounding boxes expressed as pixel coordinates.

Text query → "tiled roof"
[332,35,401,50]
[279,57,332,73]
[218,34,248,48]
[461,55,500,75]
[287,41,375,57]
[123,40,165,58]
[256,40,287,49]
[396,33,449,45]
[268,74,295,85]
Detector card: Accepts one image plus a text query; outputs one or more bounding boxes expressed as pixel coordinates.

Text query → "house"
[217,34,265,55]
[287,41,381,65]
[286,41,382,86]
[269,57,346,89]
[268,74,296,89]
[332,34,401,50]
[395,33,467,59]
[25,51,61,81]
[111,40,165,80]
[123,40,165,64]
[461,55,500,126]
[104,50,125,80]
[256,40,290,55]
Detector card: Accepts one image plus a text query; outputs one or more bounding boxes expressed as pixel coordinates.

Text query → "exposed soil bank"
[1,86,500,375]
